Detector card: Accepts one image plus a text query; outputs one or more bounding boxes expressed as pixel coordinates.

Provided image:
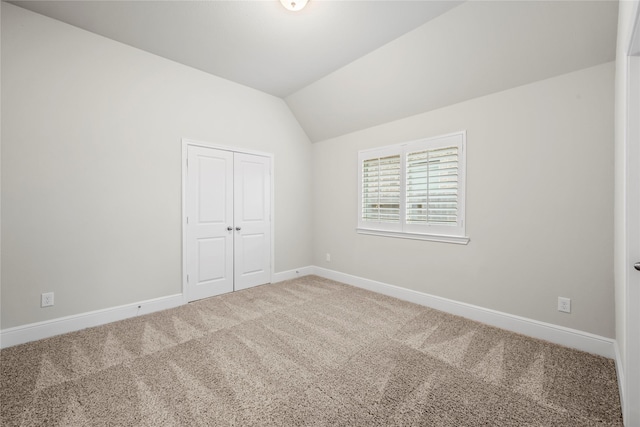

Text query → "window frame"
[357,131,469,245]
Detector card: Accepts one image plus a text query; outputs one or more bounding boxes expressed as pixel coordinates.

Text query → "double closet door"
[185,145,271,302]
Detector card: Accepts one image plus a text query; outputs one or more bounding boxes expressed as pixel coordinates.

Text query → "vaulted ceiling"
[10,1,619,142]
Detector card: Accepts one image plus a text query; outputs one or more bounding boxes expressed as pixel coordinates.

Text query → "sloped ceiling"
[9,1,619,143]
[286,0,619,142]
[10,0,461,98]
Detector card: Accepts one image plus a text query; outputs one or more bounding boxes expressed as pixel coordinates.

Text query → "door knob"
[227,226,233,231]
[236,227,241,231]
[635,262,640,271]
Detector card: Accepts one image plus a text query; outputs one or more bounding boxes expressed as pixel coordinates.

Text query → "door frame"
[181,138,275,303]
[622,3,640,424]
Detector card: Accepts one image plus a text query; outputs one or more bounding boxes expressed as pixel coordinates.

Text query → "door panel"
[197,237,227,282]
[197,156,228,223]
[239,233,265,274]
[240,161,267,221]
[186,146,234,301]
[234,153,271,291]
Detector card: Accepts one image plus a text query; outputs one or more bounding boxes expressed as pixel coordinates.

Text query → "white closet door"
[185,145,271,301]
[186,146,234,301]
[233,153,271,291]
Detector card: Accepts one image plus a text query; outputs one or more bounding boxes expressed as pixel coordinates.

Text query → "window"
[357,131,468,244]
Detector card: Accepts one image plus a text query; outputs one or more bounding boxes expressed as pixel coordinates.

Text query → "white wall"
[313,62,615,338]
[0,1,618,345]
[0,3,313,329]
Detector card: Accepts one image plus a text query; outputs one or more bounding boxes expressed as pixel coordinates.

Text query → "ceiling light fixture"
[280,0,308,12]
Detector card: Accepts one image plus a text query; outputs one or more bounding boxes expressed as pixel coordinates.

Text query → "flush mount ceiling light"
[280,0,308,12]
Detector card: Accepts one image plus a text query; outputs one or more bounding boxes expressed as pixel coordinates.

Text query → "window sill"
[356,228,470,245]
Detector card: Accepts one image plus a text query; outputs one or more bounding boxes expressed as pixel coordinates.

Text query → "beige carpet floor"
[1,276,622,426]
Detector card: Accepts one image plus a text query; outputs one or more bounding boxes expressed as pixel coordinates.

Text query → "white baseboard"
[0,266,616,361]
[0,294,184,349]
[0,267,316,349]
[312,266,616,359]
[271,266,314,283]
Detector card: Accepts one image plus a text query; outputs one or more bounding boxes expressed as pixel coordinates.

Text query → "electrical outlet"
[326,253,331,262]
[558,297,571,313]
[41,292,54,307]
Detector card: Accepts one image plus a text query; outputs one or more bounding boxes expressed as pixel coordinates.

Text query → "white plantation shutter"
[358,131,467,243]
[406,146,458,225]
[362,155,401,223]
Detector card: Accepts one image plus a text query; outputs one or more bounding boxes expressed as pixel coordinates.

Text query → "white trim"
[269,159,276,286]
[0,294,183,349]
[615,340,625,414]
[357,228,470,245]
[271,266,314,283]
[622,4,640,424]
[181,138,273,159]
[0,265,314,348]
[629,0,640,56]
[181,140,189,304]
[0,265,618,361]
[312,266,616,358]
[357,130,467,240]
